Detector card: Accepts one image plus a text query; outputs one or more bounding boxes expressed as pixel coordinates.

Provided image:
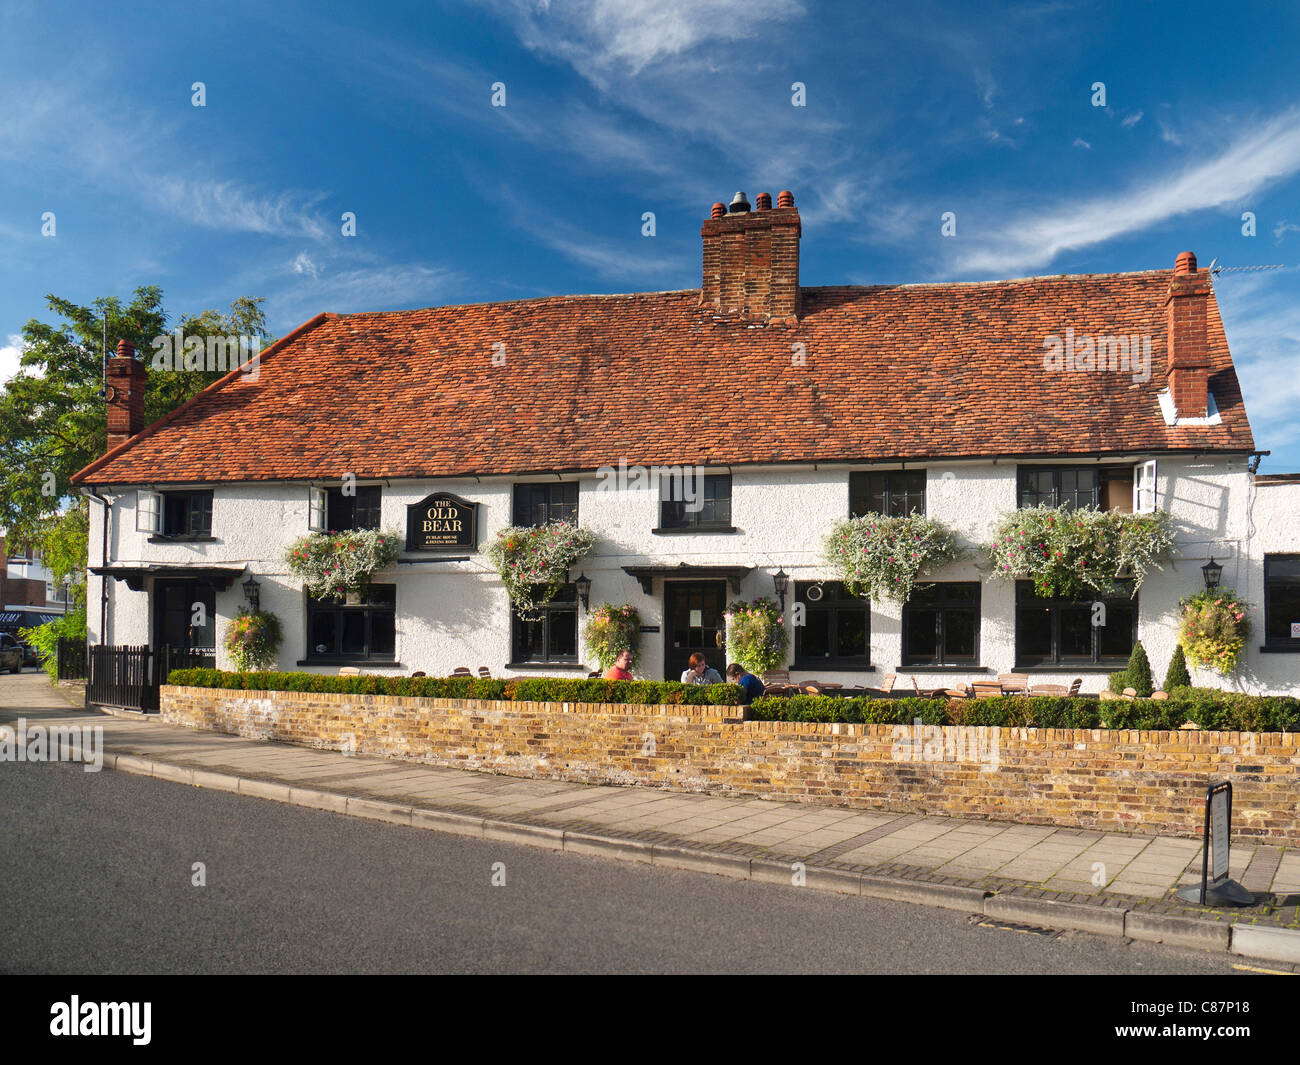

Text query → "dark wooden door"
[153,579,216,664]
[664,582,727,681]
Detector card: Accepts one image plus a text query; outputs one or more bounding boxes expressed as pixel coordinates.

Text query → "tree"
[1164,643,1192,691]
[1125,640,1154,698]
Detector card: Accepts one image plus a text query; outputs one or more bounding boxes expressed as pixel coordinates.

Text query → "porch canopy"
[90,565,246,592]
[622,563,754,595]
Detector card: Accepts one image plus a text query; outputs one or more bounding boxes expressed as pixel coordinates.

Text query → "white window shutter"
[136,489,161,532]
[1133,460,1157,513]
[309,487,327,531]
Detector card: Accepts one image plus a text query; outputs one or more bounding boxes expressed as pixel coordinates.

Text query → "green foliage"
[482,522,597,620]
[1178,588,1251,675]
[285,529,401,599]
[582,603,641,670]
[1125,640,1154,697]
[222,609,284,671]
[1164,643,1192,691]
[823,512,963,604]
[164,670,747,707]
[19,605,87,683]
[724,597,789,674]
[1107,669,1130,694]
[987,505,1175,599]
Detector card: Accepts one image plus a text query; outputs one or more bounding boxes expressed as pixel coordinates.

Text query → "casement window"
[902,582,980,666]
[141,490,213,539]
[513,482,578,527]
[1014,581,1136,666]
[324,485,382,531]
[308,487,327,532]
[306,584,396,661]
[850,470,925,518]
[793,581,870,668]
[510,585,578,664]
[1133,460,1157,514]
[1264,555,1300,651]
[659,474,732,530]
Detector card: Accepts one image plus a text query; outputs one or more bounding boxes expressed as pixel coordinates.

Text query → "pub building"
[71,190,1300,694]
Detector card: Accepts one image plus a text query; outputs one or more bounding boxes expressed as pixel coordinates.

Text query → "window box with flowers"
[823,513,963,604]
[285,528,402,600]
[724,597,789,675]
[483,521,597,621]
[1178,588,1252,676]
[987,505,1174,600]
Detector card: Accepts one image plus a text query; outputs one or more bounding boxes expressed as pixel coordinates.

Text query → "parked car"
[0,633,23,673]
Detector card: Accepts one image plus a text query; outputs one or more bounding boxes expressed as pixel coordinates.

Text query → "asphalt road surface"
[0,759,1258,975]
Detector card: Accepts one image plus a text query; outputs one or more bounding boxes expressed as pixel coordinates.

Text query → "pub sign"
[406,492,478,551]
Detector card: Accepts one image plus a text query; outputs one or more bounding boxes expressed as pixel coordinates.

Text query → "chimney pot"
[728,191,751,213]
[115,337,136,359]
[1174,250,1197,275]
[710,202,726,220]
[700,188,801,322]
[777,189,794,209]
[755,192,772,211]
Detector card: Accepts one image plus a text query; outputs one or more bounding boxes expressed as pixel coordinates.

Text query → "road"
[0,757,1247,975]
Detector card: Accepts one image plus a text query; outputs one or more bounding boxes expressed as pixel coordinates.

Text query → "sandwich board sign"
[1176,781,1253,906]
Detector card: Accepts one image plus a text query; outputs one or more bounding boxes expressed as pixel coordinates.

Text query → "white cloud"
[1073,137,1092,149]
[1274,220,1300,243]
[145,178,330,241]
[1121,110,1143,128]
[292,252,321,278]
[1158,117,1182,145]
[0,333,23,384]
[951,108,1300,276]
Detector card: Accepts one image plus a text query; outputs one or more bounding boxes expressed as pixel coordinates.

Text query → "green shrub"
[1106,669,1129,694]
[1125,641,1154,697]
[1164,644,1192,691]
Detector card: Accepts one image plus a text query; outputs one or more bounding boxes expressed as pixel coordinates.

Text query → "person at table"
[726,662,765,703]
[681,652,723,685]
[603,649,635,681]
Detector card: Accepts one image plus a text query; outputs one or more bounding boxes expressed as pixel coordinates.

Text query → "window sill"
[297,658,403,668]
[1259,645,1300,654]
[505,662,589,671]
[651,526,739,535]
[897,665,989,673]
[1014,665,1125,673]
[791,662,876,672]
[148,535,218,544]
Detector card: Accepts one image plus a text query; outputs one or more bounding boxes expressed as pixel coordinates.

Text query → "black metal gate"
[87,644,214,713]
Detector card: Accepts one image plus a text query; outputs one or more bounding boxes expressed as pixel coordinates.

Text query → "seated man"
[726,662,766,703]
[603,649,635,681]
[680,652,723,686]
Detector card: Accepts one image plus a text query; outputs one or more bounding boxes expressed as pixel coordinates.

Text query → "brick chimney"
[106,338,146,452]
[701,188,801,323]
[1165,251,1211,418]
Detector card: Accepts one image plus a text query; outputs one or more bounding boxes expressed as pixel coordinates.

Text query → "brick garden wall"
[160,686,1300,843]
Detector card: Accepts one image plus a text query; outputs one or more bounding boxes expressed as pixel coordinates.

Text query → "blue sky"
[2,0,1298,467]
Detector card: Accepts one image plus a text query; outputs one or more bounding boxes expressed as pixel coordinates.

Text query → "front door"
[153,579,217,666]
[664,581,727,681]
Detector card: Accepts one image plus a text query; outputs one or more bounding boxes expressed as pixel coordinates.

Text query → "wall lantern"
[773,568,789,612]
[575,572,591,614]
[1201,558,1223,591]
[242,575,261,611]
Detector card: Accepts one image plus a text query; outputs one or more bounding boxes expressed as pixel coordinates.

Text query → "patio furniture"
[478,666,492,678]
[337,666,361,676]
[971,680,1003,698]
[1068,678,1082,697]
[998,673,1029,695]
[410,671,427,678]
[451,666,473,677]
[1152,690,1169,700]
[762,669,791,684]
[941,682,973,699]
[862,672,897,697]
[1028,683,1068,696]
[910,677,946,698]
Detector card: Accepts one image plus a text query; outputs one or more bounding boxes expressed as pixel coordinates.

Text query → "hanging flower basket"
[483,521,597,620]
[823,513,963,604]
[724,597,789,675]
[285,528,401,600]
[1178,588,1252,675]
[583,603,641,671]
[222,608,284,672]
[987,505,1174,599]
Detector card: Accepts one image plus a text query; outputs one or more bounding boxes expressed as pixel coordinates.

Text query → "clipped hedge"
[164,669,745,707]
[749,690,1300,733]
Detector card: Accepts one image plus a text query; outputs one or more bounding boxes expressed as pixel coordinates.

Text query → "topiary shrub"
[1107,669,1130,694]
[1125,640,1153,697]
[1164,643,1192,691]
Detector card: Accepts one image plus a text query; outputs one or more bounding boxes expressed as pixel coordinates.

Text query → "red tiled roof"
[71,270,1254,486]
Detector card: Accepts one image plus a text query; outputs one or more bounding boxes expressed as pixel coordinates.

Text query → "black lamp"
[773,568,789,612]
[241,575,261,611]
[575,572,591,614]
[1201,558,1222,590]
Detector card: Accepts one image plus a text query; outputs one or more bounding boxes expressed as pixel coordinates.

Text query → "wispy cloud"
[1073,137,1092,149]
[1121,110,1143,128]
[950,108,1300,276]
[146,179,330,241]
[1274,220,1300,243]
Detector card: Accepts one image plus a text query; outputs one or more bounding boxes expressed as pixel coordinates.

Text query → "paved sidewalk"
[4,674,1298,963]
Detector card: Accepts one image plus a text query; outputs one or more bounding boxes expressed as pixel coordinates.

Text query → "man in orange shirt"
[603,649,634,681]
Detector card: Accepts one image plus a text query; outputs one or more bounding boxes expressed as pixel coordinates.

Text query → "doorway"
[663,581,727,681]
